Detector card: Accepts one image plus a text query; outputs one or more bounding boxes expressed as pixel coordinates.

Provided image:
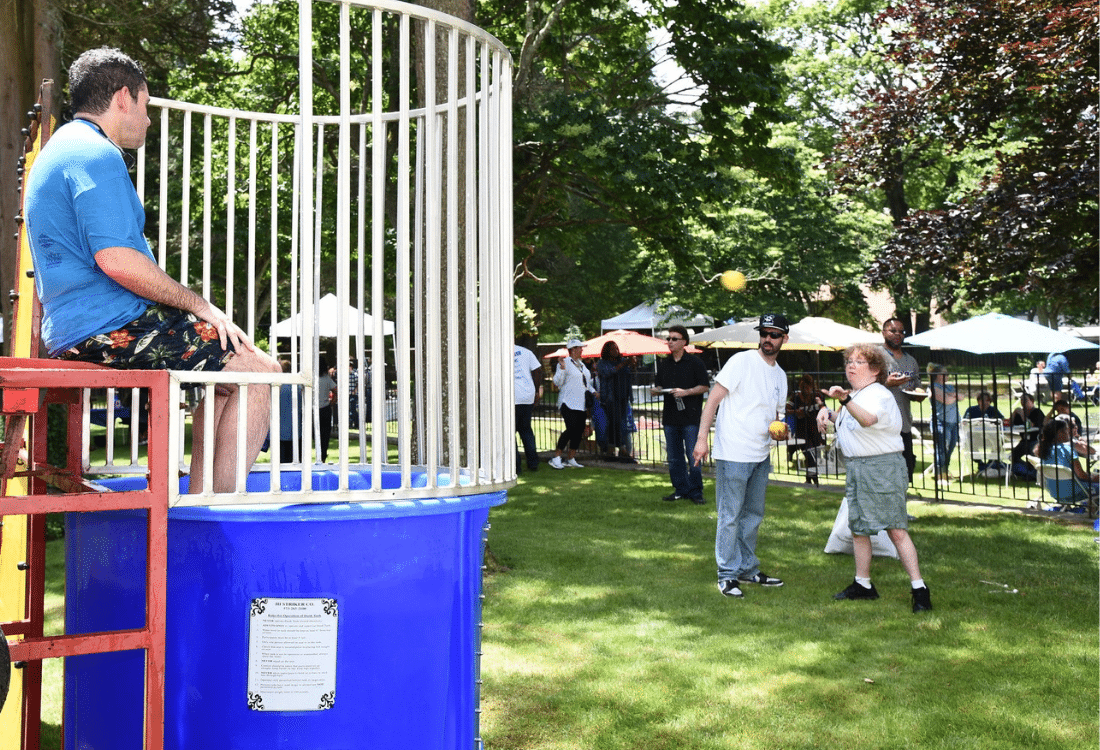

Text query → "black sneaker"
[833,580,879,600]
[662,493,681,502]
[911,585,933,612]
[738,572,784,587]
[718,579,744,598]
[689,496,706,505]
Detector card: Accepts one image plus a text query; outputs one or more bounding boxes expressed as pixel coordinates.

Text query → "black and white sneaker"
[833,580,879,600]
[738,572,784,587]
[718,579,744,598]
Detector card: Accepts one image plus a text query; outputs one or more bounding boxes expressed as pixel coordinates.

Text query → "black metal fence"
[526,367,1099,516]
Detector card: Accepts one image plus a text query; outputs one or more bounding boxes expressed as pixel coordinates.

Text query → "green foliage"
[836,0,1099,321]
[490,0,799,329]
[514,296,539,339]
[642,128,889,328]
[56,0,236,94]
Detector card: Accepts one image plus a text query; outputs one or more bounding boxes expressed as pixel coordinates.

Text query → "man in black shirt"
[652,325,711,503]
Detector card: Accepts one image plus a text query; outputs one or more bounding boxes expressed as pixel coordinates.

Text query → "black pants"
[555,404,587,452]
[901,430,915,483]
[319,404,333,462]
[515,403,539,469]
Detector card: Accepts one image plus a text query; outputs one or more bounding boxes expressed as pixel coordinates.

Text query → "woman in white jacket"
[548,339,596,469]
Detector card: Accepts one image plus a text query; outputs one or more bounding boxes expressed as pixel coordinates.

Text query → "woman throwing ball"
[817,344,933,613]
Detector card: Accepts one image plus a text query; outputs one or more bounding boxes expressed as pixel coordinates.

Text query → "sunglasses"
[666,336,684,342]
[759,331,784,340]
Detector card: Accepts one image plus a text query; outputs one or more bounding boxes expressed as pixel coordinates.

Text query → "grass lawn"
[481,466,1098,750]
[34,463,1096,748]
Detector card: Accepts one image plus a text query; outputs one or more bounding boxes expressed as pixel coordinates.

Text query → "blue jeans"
[932,420,959,473]
[715,458,771,581]
[664,424,703,500]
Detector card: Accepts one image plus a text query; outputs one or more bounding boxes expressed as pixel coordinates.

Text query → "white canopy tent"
[273,293,396,338]
[600,302,713,333]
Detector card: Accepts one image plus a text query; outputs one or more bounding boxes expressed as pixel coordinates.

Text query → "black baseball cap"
[754,313,790,334]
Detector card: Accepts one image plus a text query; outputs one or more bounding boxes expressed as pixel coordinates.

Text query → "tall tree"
[764,0,956,330]
[835,0,1098,324]
[485,0,797,331]
[649,127,889,329]
[1,0,58,350]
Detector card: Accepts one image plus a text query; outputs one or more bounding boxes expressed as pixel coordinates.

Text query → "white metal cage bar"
[76,0,516,506]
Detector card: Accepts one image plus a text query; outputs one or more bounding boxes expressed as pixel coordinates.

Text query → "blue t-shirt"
[1044,442,1088,503]
[25,119,154,355]
[1045,353,1069,375]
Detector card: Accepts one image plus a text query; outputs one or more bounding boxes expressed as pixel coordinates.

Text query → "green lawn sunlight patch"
[481,467,1098,750]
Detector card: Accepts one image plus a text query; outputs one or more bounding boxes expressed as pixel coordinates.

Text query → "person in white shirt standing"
[514,344,543,472]
[549,339,596,469]
[818,343,932,613]
[693,313,790,598]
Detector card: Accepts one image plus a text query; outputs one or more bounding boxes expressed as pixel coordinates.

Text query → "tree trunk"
[412,0,474,468]
[0,0,60,354]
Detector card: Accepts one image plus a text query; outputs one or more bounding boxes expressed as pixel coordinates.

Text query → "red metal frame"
[0,357,169,750]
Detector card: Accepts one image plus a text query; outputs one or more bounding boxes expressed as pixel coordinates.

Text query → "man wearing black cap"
[693,313,789,598]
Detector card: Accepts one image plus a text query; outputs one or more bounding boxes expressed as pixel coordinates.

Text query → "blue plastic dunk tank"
[64,470,505,750]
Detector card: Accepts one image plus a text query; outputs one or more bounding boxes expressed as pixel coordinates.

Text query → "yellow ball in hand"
[768,420,789,441]
[720,270,747,292]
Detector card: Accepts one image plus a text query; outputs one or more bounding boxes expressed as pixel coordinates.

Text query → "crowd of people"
[512,320,1097,609]
[513,315,959,612]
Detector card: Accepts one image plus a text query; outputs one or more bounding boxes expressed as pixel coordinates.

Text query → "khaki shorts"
[845,452,909,535]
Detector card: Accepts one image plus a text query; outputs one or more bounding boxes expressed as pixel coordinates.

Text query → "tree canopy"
[833,0,1098,323]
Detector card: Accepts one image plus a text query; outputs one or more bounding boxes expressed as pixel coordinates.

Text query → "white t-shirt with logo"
[711,349,788,463]
[513,346,541,405]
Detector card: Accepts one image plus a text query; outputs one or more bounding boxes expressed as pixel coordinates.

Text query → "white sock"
[855,577,873,589]
[911,579,926,590]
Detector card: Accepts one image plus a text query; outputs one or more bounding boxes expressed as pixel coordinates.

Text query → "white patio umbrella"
[904,313,1097,355]
[273,293,395,338]
[693,317,880,351]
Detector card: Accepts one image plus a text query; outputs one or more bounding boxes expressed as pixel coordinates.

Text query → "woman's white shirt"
[553,357,594,410]
[834,382,904,457]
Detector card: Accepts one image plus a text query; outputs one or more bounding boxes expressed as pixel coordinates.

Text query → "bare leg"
[886,528,922,582]
[189,349,280,494]
[852,534,873,580]
[188,388,229,494]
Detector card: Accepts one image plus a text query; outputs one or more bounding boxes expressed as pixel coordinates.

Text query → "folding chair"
[800,440,845,481]
[1035,461,1097,516]
[959,418,1009,485]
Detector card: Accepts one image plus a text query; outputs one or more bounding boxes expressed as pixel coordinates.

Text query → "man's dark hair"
[668,324,690,344]
[69,47,147,115]
[882,317,906,332]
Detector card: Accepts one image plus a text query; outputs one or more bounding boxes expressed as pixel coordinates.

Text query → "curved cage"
[84,0,515,505]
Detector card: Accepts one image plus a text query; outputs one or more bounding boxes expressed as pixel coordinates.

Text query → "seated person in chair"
[1034,417,1098,510]
[1048,399,1082,432]
[963,391,1006,475]
[963,391,1004,421]
[1010,393,1046,475]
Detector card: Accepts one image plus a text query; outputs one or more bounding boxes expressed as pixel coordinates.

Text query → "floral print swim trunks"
[58,303,237,372]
